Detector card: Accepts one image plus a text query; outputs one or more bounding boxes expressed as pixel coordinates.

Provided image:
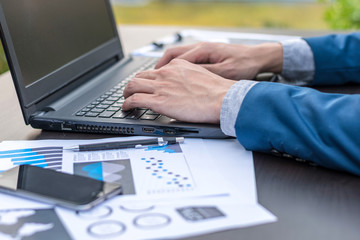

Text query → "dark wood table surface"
[0,25,359,240]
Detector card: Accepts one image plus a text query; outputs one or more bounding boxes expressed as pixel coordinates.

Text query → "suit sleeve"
[304,32,360,85]
[235,82,360,176]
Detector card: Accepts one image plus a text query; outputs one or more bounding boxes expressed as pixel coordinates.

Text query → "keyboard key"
[145,110,159,115]
[98,111,115,118]
[90,108,105,113]
[76,111,86,116]
[86,104,96,109]
[91,100,101,105]
[140,114,158,120]
[96,104,110,109]
[102,100,115,105]
[85,112,99,117]
[112,102,123,107]
[101,94,110,98]
[113,110,132,119]
[107,106,121,111]
[107,96,120,101]
[125,109,146,120]
[81,107,92,112]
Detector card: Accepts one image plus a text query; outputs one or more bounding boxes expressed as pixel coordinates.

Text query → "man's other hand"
[155,42,283,80]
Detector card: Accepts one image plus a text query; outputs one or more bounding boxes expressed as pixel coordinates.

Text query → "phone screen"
[0,165,122,209]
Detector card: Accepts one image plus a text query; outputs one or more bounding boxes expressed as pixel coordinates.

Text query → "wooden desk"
[0,25,359,240]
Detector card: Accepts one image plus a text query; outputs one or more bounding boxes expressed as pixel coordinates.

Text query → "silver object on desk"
[66,137,184,151]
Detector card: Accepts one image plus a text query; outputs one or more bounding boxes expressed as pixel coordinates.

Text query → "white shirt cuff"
[220,80,258,137]
[281,38,315,85]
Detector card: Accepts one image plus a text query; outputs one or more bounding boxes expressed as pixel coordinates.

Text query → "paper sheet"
[0,137,276,239]
[0,137,240,202]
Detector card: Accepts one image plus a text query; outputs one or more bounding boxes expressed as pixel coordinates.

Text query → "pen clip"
[134,138,168,149]
[158,138,168,146]
[134,142,168,149]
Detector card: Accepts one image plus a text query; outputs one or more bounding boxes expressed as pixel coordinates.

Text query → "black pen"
[65,137,184,151]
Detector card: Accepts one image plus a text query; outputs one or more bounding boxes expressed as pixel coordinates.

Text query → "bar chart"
[0,147,63,171]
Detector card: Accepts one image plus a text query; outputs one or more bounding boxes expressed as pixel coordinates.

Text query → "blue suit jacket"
[235,33,360,175]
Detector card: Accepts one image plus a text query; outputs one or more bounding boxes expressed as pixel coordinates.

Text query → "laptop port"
[178,129,199,134]
[164,129,176,135]
[61,122,72,131]
[143,127,155,133]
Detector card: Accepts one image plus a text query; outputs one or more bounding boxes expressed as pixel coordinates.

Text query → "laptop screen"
[1,0,117,87]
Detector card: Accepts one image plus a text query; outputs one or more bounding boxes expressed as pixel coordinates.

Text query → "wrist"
[256,43,283,74]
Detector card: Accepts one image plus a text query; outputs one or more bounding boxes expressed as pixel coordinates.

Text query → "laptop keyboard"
[75,58,161,121]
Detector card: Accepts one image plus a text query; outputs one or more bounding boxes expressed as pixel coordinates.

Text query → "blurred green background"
[0,0,359,75]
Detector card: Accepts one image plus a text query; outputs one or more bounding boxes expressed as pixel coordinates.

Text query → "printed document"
[0,137,276,239]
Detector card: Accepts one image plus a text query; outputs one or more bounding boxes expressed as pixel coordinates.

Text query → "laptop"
[0,0,226,138]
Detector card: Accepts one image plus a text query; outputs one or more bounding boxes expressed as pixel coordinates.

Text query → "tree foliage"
[324,0,360,29]
[0,43,8,75]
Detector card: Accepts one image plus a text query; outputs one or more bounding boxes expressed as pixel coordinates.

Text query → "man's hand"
[156,42,283,80]
[122,59,236,123]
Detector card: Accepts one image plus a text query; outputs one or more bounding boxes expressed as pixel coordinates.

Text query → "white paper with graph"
[0,137,239,201]
[0,137,276,239]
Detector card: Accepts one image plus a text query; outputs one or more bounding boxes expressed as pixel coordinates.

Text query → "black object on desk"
[66,137,184,151]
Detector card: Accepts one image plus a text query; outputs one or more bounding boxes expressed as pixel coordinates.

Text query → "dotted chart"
[140,155,195,194]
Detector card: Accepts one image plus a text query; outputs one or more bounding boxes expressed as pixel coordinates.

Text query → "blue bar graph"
[0,146,63,171]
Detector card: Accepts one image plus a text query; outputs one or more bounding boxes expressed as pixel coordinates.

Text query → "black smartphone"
[0,165,122,210]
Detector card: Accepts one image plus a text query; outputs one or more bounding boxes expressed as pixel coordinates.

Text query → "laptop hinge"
[29,110,50,123]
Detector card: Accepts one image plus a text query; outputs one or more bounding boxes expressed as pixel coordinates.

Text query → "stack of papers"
[0,137,276,239]
[132,29,300,58]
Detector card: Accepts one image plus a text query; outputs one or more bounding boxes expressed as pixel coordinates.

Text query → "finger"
[122,93,158,112]
[135,69,158,80]
[123,78,156,98]
[176,47,211,64]
[155,44,195,68]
